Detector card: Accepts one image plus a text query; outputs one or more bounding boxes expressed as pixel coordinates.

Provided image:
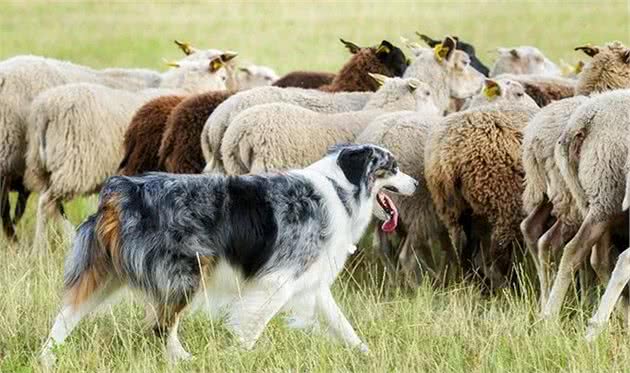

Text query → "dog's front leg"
[315,287,368,353]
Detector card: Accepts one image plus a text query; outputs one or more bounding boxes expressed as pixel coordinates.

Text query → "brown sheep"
[158,91,233,173]
[425,100,540,287]
[575,41,630,95]
[272,71,335,89]
[117,95,185,176]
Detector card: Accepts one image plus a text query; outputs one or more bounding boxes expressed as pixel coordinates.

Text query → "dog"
[40,144,417,366]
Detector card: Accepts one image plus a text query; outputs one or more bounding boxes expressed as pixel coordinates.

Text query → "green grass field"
[1,1,629,372]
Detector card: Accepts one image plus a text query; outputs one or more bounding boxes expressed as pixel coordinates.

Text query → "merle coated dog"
[41,144,416,365]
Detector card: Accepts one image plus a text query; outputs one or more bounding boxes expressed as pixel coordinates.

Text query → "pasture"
[0,1,628,372]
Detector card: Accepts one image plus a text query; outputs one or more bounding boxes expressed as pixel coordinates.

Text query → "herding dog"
[40,144,416,366]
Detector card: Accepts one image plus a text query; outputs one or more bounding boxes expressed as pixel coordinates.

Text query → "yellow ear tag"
[210,59,223,72]
[434,43,449,62]
[376,44,390,54]
[574,61,584,74]
[482,83,500,100]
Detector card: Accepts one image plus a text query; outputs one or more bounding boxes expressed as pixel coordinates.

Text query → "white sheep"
[542,89,630,319]
[0,42,230,241]
[220,75,439,175]
[236,64,279,89]
[490,46,561,77]
[24,57,232,248]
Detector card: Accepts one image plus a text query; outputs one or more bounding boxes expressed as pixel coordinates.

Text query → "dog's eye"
[374,169,388,178]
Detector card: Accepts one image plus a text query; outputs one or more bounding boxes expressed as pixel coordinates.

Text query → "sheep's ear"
[220,51,238,63]
[407,78,420,91]
[509,49,519,59]
[162,58,180,68]
[340,38,361,54]
[209,57,224,73]
[574,60,585,73]
[575,45,600,57]
[239,67,252,75]
[482,79,501,99]
[416,32,440,47]
[376,40,393,56]
[174,40,196,55]
[368,72,388,86]
[435,36,456,62]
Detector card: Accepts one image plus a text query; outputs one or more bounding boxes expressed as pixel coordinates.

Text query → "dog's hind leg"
[586,248,630,341]
[226,277,293,349]
[40,278,123,369]
[316,287,367,353]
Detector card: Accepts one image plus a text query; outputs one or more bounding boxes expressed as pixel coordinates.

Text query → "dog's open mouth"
[377,192,399,233]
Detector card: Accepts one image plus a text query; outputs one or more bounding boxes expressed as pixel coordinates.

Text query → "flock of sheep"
[1,33,629,340]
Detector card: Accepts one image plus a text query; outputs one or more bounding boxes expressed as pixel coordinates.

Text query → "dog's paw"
[357,343,369,354]
[39,349,57,371]
[585,321,603,343]
[166,346,193,363]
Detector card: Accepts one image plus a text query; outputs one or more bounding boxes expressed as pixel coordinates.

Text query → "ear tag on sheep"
[482,81,500,100]
[434,44,449,62]
[574,61,585,74]
[376,44,390,55]
[174,40,195,55]
[367,72,387,87]
[209,58,224,73]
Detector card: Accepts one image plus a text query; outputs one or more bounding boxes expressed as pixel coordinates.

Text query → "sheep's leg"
[521,201,553,279]
[34,190,55,250]
[13,187,30,226]
[590,230,613,284]
[485,225,514,290]
[537,220,566,309]
[447,225,468,274]
[542,211,608,319]
[439,230,460,283]
[585,248,630,341]
[0,177,16,241]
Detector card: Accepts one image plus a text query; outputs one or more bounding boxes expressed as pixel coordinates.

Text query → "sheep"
[424,88,539,287]
[159,90,233,174]
[541,89,630,319]
[201,39,409,173]
[574,41,630,95]
[0,41,226,241]
[236,64,279,89]
[520,40,630,308]
[272,71,335,89]
[402,36,485,115]
[221,75,439,175]
[24,58,232,248]
[415,32,489,76]
[490,46,561,77]
[359,78,534,285]
[493,73,576,107]
[118,59,278,177]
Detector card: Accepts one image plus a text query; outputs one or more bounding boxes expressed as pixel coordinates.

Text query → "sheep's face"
[161,56,236,93]
[490,46,558,76]
[446,50,485,99]
[236,65,279,90]
[467,78,534,108]
[367,74,438,113]
[373,40,409,77]
[576,41,630,95]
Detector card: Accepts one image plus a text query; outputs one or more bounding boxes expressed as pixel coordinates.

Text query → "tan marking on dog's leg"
[97,194,124,273]
[542,212,608,319]
[156,303,192,362]
[586,248,630,341]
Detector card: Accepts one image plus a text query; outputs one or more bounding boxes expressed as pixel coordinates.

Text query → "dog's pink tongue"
[379,193,399,233]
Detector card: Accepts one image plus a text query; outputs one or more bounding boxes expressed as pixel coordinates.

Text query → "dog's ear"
[337,146,374,187]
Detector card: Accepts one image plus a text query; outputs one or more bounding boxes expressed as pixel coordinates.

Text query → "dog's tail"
[64,194,122,308]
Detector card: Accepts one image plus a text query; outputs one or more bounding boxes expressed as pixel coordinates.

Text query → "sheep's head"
[367,73,439,115]
[416,32,489,76]
[437,36,485,99]
[161,53,237,93]
[237,65,279,90]
[173,39,229,63]
[490,46,559,76]
[467,78,536,108]
[575,41,630,95]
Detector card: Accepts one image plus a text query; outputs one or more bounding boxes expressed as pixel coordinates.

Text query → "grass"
[0,1,629,372]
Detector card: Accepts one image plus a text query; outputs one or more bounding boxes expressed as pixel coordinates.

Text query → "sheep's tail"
[521,143,547,213]
[555,133,588,215]
[220,120,252,175]
[200,118,216,173]
[64,193,120,307]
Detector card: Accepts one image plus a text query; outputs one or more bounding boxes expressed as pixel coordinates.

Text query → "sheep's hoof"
[357,343,369,354]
